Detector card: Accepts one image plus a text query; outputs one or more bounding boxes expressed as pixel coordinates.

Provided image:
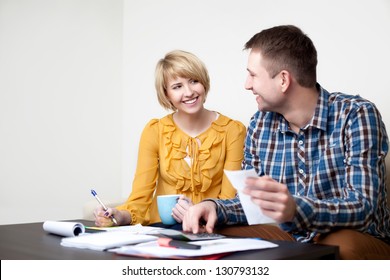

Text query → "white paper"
[102,224,162,234]
[224,169,276,225]
[114,238,278,258]
[43,221,85,237]
[61,231,158,251]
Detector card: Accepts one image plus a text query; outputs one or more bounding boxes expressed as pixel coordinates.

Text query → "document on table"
[224,169,276,225]
[61,231,158,251]
[113,238,278,259]
[86,224,162,234]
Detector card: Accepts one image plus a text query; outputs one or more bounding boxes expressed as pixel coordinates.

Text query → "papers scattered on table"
[224,169,276,225]
[113,238,278,259]
[50,221,278,257]
[61,231,158,251]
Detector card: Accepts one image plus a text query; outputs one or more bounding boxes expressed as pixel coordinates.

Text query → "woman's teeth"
[183,97,197,104]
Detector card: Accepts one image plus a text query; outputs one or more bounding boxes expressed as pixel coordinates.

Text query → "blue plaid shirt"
[213,85,390,242]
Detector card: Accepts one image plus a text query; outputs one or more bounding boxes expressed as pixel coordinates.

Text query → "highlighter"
[158,237,201,250]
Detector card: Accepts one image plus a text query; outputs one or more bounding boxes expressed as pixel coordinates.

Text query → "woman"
[94,50,245,228]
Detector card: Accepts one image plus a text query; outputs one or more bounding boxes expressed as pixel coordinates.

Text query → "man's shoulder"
[327,91,375,108]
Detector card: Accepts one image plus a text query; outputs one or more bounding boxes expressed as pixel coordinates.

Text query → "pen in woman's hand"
[91,189,118,225]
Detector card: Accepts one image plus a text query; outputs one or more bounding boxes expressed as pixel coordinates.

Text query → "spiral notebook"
[60,231,158,251]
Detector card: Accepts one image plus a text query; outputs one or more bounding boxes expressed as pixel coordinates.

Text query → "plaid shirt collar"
[277,84,328,134]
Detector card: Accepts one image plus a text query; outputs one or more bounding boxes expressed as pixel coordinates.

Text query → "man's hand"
[182,201,218,233]
[244,176,296,223]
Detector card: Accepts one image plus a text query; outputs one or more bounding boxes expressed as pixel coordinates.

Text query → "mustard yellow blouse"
[116,113,246,225]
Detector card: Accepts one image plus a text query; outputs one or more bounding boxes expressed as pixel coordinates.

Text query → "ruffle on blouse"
[160,114,230,194]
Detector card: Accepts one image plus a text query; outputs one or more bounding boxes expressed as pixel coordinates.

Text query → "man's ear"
[280,70,291,93]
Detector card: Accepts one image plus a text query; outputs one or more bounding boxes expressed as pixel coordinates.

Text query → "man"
[182,25,390,259]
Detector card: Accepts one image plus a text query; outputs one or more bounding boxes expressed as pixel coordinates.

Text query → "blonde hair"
[155,50,210,111]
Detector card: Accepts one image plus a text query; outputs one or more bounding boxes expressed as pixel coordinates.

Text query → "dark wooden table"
[0,220,339,260]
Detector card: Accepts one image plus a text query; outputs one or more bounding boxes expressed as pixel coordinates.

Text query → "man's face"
[245,50,282,112]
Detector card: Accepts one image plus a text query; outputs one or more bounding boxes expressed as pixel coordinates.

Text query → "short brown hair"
[245,25,317,87]
[155,50,210,111]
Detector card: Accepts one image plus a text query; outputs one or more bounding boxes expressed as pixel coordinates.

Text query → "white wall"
[1,0,389,225]
[0,0,123,224]
[122,0,390,196]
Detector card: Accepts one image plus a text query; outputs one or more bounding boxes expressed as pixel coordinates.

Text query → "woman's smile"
[182,96,199,104]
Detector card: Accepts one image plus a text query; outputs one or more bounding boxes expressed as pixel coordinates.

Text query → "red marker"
[158,237,201,250]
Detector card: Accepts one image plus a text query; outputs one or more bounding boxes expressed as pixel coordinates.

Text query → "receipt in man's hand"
[224,169,276,225]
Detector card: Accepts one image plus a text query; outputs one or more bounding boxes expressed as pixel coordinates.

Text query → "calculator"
[158,229,225,241]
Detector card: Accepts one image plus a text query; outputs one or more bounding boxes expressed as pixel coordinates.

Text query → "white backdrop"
[122,0,390,197]
[0,0,123,224]
[1,0,389,224]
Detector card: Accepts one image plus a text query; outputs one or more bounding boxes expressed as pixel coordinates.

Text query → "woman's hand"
[171,195,193,223]
[93,206,131,227]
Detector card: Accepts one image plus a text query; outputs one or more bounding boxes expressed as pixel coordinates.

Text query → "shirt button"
[298,140,303,145]
[299,169,304,174]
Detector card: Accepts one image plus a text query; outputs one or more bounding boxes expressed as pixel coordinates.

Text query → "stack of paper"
[61,231,158,251]
[87,224,162,234]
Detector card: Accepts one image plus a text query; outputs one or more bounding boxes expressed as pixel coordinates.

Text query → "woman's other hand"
[172,195,193,223]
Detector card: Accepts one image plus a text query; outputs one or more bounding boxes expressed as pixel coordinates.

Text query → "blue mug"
[157,194,180,225]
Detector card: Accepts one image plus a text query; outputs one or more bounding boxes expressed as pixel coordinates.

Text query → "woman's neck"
[173,109,216,137]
